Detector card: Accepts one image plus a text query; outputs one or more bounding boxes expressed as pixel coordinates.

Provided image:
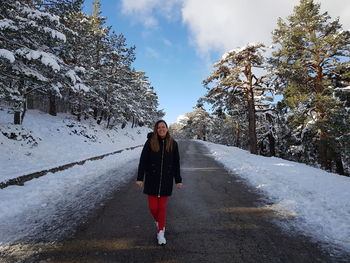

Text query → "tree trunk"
[245,63,257,154]
[27,93,34,109]
[14,111,21,125]
[268,132,276,156]
[106,114,111,128]
[14,80,25,125]
[335,153,344,175]
[93,108,98,120]
[21,83,28,123]
[77,97,82,122]
[21,97,27,123]
[235,123,240,147]
[318,135,331,171]
[49,93,57,116]
[247,90,257,154]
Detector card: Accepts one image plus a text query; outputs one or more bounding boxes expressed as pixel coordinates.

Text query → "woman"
[136,120,182,245]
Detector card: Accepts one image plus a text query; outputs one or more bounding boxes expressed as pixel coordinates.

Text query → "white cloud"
[121,0,350,54]
[121,0,181,27]
[144,46,160,58]
[182,0,350,54]
[182,0,296,53]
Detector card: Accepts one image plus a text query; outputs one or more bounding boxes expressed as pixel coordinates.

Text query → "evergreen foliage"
[0,0,163,129]
[0,0,82,123]
[202,43,274,154]
[172,0,349,176]
[270,0,350,174]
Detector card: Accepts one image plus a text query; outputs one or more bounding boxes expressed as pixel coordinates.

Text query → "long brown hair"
[150,120,174,152]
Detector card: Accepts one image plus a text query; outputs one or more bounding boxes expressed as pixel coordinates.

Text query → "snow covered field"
[198,140,350,254]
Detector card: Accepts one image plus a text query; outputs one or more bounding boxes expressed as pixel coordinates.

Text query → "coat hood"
[147,132,153,139]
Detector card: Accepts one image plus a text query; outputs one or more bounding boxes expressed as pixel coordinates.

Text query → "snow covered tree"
[203,43,273,154]
[33,0,84,16]
[205,110,242,146]
[130,71,164,127]
[187,104,210,140]
[169,115,189,139]
[271,0,350,173]
[171,105,210,140]
[255,110,277,156]
[0,0,85,123]
[0,0,163,131]
[169,122,185,139]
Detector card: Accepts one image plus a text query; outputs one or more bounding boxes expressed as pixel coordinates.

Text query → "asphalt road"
[22,140,348,263]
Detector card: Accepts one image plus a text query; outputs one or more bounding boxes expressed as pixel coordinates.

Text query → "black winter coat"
[137,134,181,196]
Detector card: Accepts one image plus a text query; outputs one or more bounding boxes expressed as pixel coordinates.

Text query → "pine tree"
[1,0,163,130]
[203,43,273,154]
[271,0,350,173]
[130,71,163,127]
[33,0,84,16]
[188,104,210,140]
[0,0,84,123]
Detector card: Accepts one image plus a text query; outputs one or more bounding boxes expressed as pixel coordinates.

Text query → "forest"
[1,0,349,176]
[0,0,163,129]
[170,0,350,176]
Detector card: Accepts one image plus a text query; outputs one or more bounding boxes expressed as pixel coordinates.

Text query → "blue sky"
[83,0,350,124]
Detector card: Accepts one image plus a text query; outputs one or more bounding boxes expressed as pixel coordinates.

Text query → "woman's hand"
[176,183,183,189]
[136,181,144,188]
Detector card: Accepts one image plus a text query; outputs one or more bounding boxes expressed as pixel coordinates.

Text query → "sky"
[83,0,350,124]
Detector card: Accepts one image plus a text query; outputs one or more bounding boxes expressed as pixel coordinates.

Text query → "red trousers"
[148,195,168,232]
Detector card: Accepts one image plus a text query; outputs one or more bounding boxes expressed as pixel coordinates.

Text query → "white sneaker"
[157,230,166,245]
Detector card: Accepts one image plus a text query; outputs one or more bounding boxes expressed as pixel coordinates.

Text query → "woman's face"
[157,122,168,138]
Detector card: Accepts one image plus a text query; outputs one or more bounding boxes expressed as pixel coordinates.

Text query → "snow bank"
[0,109,150,182]
[0,146,141,244]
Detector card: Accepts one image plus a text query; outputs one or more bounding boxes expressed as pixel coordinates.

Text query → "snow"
[198,140,350,253]
[22,6,60,24]
[43,27,66,42]
[66,69,81,84]
[0,148,141,244]
[16,48,61,71]
[221,42,264,60]
[73,83,90,92]
[0,109,149,181]
[336,86,350,91]
[14,64,48,82]
[0,49,15,63]
[39,52,60,71]
[74,66,86,73]
[0,19,18,30]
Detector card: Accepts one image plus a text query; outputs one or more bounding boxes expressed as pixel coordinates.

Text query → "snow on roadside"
[0,146,142,244]
[0,109,150,181]
[198,140,350,253]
